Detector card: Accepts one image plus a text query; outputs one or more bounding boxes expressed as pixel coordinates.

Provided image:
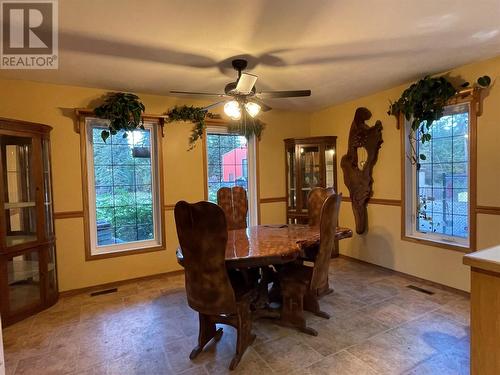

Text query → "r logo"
[2,2,52,54]
[1,1,58,68]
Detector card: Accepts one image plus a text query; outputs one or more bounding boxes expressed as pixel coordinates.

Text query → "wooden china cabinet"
[0,118,58,326]
[284,136,337,224]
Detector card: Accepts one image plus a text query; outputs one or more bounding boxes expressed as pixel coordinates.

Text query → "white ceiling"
[2,0,500,110]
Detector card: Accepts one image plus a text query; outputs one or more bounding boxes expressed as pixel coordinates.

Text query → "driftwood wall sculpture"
[341,107,383,234]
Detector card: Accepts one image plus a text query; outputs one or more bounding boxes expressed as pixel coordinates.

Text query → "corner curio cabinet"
[285,136,337,224]
[0,118,58,326]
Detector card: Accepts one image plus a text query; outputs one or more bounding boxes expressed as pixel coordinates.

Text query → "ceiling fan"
[170,58,311,120]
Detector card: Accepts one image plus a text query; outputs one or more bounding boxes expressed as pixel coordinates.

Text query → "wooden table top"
[177,224,353,268]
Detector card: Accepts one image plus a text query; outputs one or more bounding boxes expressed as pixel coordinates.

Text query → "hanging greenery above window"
[165,105,265,150]
[388,74,490,163]
[93,92,146,142]
[165,105,207,150]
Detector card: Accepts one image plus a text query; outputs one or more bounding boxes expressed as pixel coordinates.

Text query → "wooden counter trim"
[260,197,286,204]
[464,245,500,274]
[54,211,84,220]
[476,205,500,215]
[470,266,500,278]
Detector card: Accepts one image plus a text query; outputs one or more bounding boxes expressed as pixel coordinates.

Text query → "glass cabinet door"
[0,119,58,327]
[7,250,41,312]
[1,135,38,247]
[285,137,337,225]
[325,144,336,189]
[286,146,296,209]
[299,145,320,210]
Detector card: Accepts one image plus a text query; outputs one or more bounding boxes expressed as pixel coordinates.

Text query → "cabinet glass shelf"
[4,202,36,209]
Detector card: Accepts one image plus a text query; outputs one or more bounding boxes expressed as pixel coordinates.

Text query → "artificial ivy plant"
[165,105,207,149]
[165,105,265,150]
[388,74,491,163]
[94,92,146,142]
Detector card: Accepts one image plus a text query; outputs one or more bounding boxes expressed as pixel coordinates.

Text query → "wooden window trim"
[77,112,166,261]
[400,88,480,253]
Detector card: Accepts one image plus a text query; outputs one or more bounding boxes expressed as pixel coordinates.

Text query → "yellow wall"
[0,79,310,291]
[310,55,500,291]
[2,55,499,293]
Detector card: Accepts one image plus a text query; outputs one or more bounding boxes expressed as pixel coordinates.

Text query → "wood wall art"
[340,107,383,234]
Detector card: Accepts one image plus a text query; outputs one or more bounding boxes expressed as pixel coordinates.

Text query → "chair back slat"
[174,201,237,314]
[217,186,248,230]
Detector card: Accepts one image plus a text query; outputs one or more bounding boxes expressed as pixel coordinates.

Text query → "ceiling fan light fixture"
[224,100,241,120]
[245,101,261,117]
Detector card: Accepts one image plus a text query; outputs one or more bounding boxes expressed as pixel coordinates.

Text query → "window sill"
[401,234,472,253]
[85,244,165,261]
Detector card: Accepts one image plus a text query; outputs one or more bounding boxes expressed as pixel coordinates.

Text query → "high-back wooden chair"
[217,186,248,230]
[174,200,255,370]
[280,193,342,336]
[302,187,336,295]
[307,187,335,227]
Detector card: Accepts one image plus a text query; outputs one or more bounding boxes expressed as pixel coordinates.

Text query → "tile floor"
[2,257,470,374]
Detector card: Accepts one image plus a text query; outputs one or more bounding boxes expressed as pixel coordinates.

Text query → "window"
[83,117,164,258]
[403,102,474,249]
[205,127,258,225]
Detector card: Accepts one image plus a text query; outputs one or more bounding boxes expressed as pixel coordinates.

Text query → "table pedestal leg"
[251,266,281,320]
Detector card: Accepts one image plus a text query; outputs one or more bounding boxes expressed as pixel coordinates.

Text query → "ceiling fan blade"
[235,73,258,95]
[170,90,227,97]
[202,100,227,111]
[60,31,218,68]
[249,97,272,112]
[258,90,311,98]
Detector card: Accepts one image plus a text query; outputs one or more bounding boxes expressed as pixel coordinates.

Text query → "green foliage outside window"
[92,126,155,245]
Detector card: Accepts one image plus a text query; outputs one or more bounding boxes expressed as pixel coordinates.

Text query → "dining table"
[176,223,353,320]
[176,224,353,269]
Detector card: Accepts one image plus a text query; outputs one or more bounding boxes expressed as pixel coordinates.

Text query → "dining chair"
[300,187,336,295]
[279,193,342,336]
[217,186,248,230]
[301,187,335,259]
[174,200,256,370]
[308,187,335,227]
